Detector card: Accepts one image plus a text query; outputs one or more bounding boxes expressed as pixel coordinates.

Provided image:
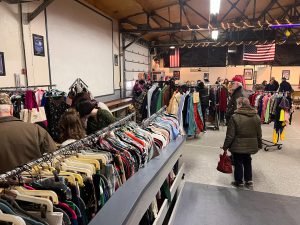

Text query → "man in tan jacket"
[0,93,56,173]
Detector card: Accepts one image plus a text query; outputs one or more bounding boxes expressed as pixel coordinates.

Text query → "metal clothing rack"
[141,106,167,128]
[0,84,57,92]
[262,139,282,151]
[258,91,289,151]
[0,112,136,182]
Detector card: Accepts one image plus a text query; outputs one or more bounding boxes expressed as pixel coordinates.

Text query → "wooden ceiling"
[84,0,300,44]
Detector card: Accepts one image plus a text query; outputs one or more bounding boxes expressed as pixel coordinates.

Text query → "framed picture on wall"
[204,73,209,82]
[244,68,253,80]
[114,54,118,66]
[0,52,6,76]
[173,71,180,80]
[282,70,290,80]
[33,34,45,57]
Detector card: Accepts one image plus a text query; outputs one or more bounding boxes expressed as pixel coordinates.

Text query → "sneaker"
[245,181,254,189]
[231,181,244,189]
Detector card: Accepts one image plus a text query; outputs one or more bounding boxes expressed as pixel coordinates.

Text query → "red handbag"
[217,150,232,174]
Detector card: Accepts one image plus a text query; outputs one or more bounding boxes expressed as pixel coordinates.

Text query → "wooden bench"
[105,98,132,113]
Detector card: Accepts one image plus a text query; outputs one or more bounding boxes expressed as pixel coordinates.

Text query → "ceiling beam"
[153,13,173,26]
[26,0,55,23]
[257,0,277,20]
[242,0,251,15]
[184,2,208,22]
[226,0,248,20]
[220,0,242,22]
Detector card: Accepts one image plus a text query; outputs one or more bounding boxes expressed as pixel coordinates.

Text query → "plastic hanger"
[7,190,53,213]
[13,186,59,205]
[69,156,100,170]
[78,151,108,165]
[63,159,96,174]
[60,163,93,178]
[0,211,26,225]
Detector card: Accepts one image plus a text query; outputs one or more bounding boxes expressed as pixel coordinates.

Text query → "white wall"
[47,0,114,97]
[163,66,300,88]
[0,1,121,96]
[0,3,25,87]
[22,2,50,86]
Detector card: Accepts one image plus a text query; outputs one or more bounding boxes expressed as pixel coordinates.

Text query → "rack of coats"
[167,85,204,136]
[249,91,291,145]
[0,111,181,225]
[133,80,175,123]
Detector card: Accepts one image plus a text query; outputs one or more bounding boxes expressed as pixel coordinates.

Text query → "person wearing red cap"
[225,76,245,124]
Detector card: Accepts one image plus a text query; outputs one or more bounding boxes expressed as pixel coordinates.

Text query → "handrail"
[88,135,185,225]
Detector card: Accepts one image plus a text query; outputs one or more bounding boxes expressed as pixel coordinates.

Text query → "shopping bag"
[29,107,47,123]
[217,150,232,174]
[20,109,30,123]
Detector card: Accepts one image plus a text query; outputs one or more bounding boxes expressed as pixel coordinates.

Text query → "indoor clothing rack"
[0,112,136,182]
[262,139,283,151]
[0,84,57,92]
[141,105,166,128]
[257,91,290,151]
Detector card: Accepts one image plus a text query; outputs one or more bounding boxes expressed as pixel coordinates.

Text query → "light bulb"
[210,0,221,15]
[212,30,219,40]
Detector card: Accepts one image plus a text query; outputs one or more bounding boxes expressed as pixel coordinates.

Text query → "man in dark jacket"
[271,77,279,91]
[279,77,293,93]
[222,97,262,189]
[0,93,56,173]
[225,77,245,124]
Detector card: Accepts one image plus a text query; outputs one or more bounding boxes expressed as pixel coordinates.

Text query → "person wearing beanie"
[0,93,56,173]
[279,77,293,93]
[225,76,245,124]
[76,99,116,134]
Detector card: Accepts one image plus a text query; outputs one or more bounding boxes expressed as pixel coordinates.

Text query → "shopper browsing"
[76,99,116,134]
[225,76,245,124]
[58,108,86,144]
[0,93,56,173]
[215,77,222,85]
[222,97,262,189]
[223,78,229,89]
[279,77,293,93]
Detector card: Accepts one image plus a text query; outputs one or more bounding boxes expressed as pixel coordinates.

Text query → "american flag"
[243,44,276,62]
[170,48,180,67]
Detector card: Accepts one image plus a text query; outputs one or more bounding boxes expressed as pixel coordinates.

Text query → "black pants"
[233,153,252,183]
[201,105,207,130]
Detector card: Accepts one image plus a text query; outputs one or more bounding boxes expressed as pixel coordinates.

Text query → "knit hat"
[76,100,97,118]
[232,76,243,83]
[0,93,11,105]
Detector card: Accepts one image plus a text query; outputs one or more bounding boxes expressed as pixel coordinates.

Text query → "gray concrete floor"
[182,110,300,197]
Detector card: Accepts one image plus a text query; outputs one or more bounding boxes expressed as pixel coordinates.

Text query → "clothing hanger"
[68,156,100,171]
[77,151,108,165]
[0,210,26,225]
[63,159,96,174]
[12,186,59,205]
[60,163,93,178]
[5,190,53,213]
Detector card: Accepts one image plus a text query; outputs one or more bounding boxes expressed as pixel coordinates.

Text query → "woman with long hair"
[58,108,86,143]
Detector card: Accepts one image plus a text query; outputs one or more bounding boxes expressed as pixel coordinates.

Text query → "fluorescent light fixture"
[169,46,175,49]
[211,30,219,40]
[210,0,221,15]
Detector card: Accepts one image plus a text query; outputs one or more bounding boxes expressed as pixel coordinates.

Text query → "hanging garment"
[147,85,157,118]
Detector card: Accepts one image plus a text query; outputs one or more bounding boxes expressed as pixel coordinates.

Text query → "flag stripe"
[243,43,276,62]
[170,48,180,67]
